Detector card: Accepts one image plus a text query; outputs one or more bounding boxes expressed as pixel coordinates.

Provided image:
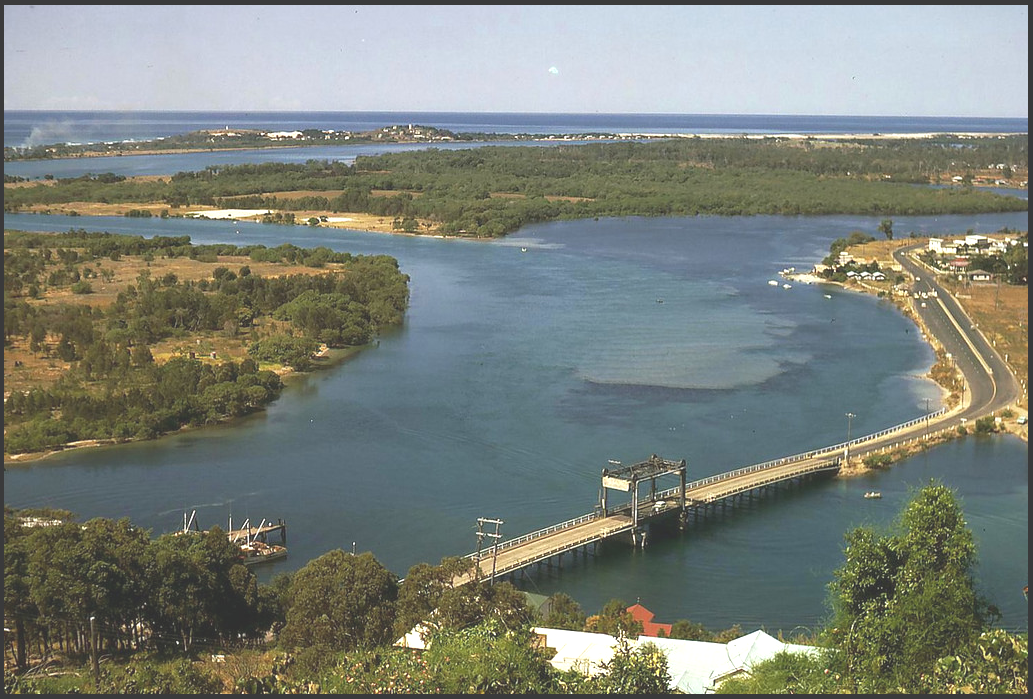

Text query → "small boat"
[231,516,287,565]
[782,283,792,289]
[656,298,664,304]
[768,280,779,286]
[864,491,882,499]
[239,540,287,565]
[824,293,832,299]
[520,247,528,252]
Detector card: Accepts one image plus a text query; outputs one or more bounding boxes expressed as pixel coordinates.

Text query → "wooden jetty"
[226,516,287,546]
[179,510,287,547]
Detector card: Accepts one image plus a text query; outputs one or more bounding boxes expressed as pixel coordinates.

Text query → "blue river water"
[3,110,1028,634]
[4,209,1027,635]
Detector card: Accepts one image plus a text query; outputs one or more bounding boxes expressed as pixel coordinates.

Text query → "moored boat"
[239,540,288,565]
[864,491,882,499]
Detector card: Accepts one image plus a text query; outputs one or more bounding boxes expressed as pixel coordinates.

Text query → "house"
[648,630,822,693]
[532,627,621,676]
[531,626,821,692]
[626,602,673,638]
[967,269,993,283]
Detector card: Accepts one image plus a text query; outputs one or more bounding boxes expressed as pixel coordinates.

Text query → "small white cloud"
[548,66,559,75]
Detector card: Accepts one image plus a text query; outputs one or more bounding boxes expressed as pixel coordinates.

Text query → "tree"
[584,636,673,694]
[585,597,643,638]
[280,549,398,651]
[432,579,537,634]
[878,218,894,240]
[144,526,259,651]
[4,513,34,670]
[542,591,587,631]
[669,618,715,641]
[420,618,559,694]
[823,480,993,692]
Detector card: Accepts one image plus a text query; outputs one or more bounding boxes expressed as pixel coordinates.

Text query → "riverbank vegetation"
[3,230,409,459]
[4,135,1027,237]
[5,483,1026,693]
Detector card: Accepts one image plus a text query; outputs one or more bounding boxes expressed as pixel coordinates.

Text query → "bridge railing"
[461,409,947,559]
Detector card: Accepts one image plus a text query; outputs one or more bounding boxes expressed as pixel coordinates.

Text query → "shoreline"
[3,344,364,467]
[5,227,1026,468]
[5,130,1028,164]
[783,266,1028,470]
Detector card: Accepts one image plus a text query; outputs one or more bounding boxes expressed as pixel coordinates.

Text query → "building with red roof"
[626,602,673,638]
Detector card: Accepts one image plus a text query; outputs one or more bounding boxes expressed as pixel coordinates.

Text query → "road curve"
[891,243,1022,429]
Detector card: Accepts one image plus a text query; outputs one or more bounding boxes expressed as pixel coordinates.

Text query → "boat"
[782,283,792,289]
[864,491,882,499]
[824,293,832,299]
[230,516,287,565]
[768,280,779,286]
[238,540,287,565]
[520,247,528,252]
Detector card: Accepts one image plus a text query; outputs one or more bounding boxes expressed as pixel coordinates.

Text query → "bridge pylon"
[600,454,687,528]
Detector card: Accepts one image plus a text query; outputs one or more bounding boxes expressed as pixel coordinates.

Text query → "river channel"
[3,209,1028,634]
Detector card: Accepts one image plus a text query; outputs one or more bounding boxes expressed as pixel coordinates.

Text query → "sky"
[4,5,1028,117]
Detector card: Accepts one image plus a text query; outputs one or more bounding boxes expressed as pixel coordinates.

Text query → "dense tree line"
[4,231,409,456]
[4,136,1026,237]
[4,483,1026,693]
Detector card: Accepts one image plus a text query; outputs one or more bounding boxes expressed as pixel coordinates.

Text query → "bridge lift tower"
[600,454,687,529]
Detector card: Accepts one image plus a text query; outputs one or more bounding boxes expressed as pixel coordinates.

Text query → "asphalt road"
[892,243,1022,426]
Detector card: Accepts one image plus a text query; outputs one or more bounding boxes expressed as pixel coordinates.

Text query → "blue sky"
[4,5,1028,117]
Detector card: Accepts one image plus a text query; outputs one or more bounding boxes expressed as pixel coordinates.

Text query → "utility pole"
[476,517,503,585]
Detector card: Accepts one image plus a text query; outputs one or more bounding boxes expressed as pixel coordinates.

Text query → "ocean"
[4,110,1028,150]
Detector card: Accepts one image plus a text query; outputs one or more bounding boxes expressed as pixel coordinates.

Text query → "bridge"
[454,408,952,587]
[445,242,1025,588]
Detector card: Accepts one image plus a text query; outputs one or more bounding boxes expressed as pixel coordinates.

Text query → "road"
[891,243,1022,429]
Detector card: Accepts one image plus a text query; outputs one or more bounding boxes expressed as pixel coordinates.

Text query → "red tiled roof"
[627,603,673,638]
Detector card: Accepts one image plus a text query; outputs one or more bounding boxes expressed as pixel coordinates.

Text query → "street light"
[89,615,99,683]
[844,412,855,462]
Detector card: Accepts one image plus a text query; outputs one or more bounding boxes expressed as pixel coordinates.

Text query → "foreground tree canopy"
[5,482,1026,693]
[4,135,1027,237]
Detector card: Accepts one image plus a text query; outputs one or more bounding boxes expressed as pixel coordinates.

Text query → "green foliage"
[862,452,893,469]
[668,618,716,641]
[92,655,223,694]
[5,232,408,457]
[714,649,839,694]
[247,333,319,371]
[542,591,588,631]
[6,136,1027,238]
[585,598,644,638]
[420,618,559,694]
[279,550,398,652]
[974,415,999,433]
[918,629,1028,694]
[572,636,673,694]
[823,481,993,692]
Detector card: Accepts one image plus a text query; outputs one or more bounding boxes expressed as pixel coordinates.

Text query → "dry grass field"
[3,249,352,397]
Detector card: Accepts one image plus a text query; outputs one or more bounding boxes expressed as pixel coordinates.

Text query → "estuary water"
[3,209,1027,635]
